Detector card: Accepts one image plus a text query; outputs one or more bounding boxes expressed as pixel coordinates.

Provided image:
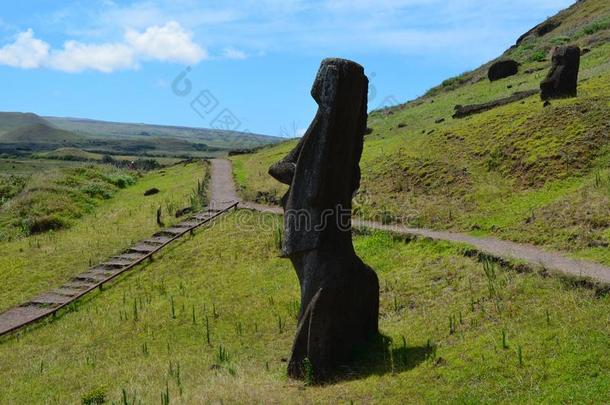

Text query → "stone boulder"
[540,45,580,100]
[488,60,520,82]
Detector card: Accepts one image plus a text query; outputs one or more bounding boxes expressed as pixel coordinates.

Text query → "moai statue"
[540,45,580,100]
[269,58,380,382]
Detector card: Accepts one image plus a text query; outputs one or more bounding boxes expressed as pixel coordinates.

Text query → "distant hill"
[0,112,49,136]
[0,123,86,144]
[0,112,281,157]
[45,117,280,150]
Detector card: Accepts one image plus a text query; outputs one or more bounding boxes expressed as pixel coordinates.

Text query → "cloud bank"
[0,29,49,69]
[0,21,206,73]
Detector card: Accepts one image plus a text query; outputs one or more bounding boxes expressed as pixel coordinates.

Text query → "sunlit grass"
[231,43,610,265]
[1,211,609,403]
[0,161,207,311]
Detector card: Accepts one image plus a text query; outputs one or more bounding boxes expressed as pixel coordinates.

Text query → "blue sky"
[0,0,573,137]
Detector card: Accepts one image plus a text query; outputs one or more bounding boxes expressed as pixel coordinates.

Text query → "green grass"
[1,211,609,403]
[0,158,89,175]
[0,164,138,240]
[232,143,292,202]
[34,147,182,166]
[231,1,610,265]
[0,161,208,312]
[33,147,101,161]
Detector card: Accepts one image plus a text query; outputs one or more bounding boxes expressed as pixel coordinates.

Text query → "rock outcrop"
[540,45,580,100]
[268,58,379,383]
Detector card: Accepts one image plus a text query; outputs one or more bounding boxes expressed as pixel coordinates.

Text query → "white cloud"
[0,29,49,69]
[222,47,247,60]
[126,21,207,63]
[0,22,207,73]
[0,0,575,72]
[48,41,136,73]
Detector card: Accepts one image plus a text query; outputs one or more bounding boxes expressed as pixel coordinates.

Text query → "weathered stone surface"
[516,19,561,45]
[269,58,379,382]
[540,45,580,100]
[453,90,539,119]
[488,60,520,81]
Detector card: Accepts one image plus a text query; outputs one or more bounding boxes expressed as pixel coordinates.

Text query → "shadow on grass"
[331,333,436,383]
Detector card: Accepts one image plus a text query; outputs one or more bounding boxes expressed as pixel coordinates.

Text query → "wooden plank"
[30,293,74,306]
[0,202,239,338]
[0,306,53,336]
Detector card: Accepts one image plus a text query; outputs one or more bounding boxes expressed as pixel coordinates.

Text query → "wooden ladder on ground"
[0,202,238,338]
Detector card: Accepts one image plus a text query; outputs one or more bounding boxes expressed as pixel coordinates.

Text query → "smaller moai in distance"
[488,59,520,82]
[540,45,581,101]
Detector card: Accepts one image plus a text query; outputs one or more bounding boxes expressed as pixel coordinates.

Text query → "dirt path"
[209,159,241,209]
[211,159,610,285]
[210,159,281,214]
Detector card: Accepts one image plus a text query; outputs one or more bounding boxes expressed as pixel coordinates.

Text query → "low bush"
[81,386,107,405]
[0,175,27,205]
[580,17,610,36]
[530,49,547,62]
[26,214,67,235]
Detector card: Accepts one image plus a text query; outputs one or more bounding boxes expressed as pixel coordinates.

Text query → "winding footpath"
[210,159,610,286]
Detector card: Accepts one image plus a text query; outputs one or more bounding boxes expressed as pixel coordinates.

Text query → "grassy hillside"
[0,123,86,144]
[0,161,208,312]
[46,116,280,150]
[0,164,137,240]
[34,147,181,166]
[232,0,610,265]
[0,113,281,158]
[1,211,609,403]
[0,112,48,136]
[0,158,88,175]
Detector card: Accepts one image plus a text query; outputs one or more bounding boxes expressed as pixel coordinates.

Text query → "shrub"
[530,49,547,62]
[580,17,610,36]
[0,164,138,240]
[550,35,571,45]
[26,215,67,234]
[80,182,114,199]
[0,175,27,204]
[81,386,107,404]
[106,174,136,189]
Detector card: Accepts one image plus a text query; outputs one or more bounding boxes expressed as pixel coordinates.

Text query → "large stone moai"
[268,58,380,383]
[540,45,581,100]
[488,59,519,82]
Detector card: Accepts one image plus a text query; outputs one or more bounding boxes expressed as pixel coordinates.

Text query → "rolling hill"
[0,123,86,144]
[45,116,280,150]
[232,0,610,265]
[0,112,49,136]
[0,113,281,158]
